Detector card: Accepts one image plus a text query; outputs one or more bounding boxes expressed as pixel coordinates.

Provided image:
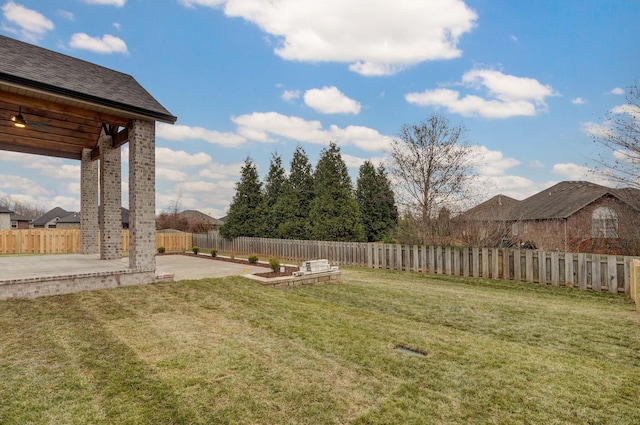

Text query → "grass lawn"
[1,268,639,424]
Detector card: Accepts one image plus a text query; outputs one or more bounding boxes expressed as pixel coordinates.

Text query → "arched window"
[592,207,618,238]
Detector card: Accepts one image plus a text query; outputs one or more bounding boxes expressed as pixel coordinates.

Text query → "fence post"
[565,252,574,287]
[525,250,534,283]
[550,251,559,286]
[463,247,470,277]
[538,251,547,285]
[472,247,479,278]
[607,255,618,293]
[592,254,601,291]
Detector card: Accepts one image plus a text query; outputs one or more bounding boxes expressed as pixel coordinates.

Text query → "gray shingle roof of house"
[10,212,30,221]
[57,212,81,224]
[458,195,520,221]
[0,205,12,213]
[32,207,69,226]
[178,209,224,225]
[508,181,640,220]
[0,35,176,123]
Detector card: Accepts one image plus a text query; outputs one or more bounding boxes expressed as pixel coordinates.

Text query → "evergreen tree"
[220,157,263,239]
[309,142,365,242]
[356,161,398,242]
[274,145,314,239]
[257,153,287,237]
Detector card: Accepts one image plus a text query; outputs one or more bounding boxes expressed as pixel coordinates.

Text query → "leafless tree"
[590,82,640,188]
[0,195,45,219]
[387,114,477,244]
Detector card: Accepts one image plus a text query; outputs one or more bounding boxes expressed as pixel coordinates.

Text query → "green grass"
[1,268,639,424]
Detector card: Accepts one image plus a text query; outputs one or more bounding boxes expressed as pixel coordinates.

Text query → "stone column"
[99,131,122,260]
[128,119,156,270]
[80,148,99,254]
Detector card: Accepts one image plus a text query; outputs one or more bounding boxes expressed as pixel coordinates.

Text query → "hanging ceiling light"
[11,107,27,128]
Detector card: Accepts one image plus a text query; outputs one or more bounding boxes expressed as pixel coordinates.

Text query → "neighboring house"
[31,207,69,228]
[508,181,640,254]
[56,212,81,229]
[0,206,12,229]
[455,195,520,246]
[177,210,224,233]
[459,181,640,255]
[10,213,30,229]
[34,207,130,229]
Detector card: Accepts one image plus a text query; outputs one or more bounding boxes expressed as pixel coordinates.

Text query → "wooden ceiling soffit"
[1,90,132,127]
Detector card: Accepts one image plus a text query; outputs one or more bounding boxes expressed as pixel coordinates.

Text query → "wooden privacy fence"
[0,229,192,254]
[631,259,640,309]
[194,235,638,295]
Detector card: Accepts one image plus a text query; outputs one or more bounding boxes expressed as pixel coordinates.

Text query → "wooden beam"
[0,141,81,160]
[112,127,129,148]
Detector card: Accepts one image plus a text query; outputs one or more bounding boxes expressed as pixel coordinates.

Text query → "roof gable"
[32,207,69,226]
[460,195,520,221]
[0,35,176,123]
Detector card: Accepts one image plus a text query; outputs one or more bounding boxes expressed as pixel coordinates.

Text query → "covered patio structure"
[0,35,177,299]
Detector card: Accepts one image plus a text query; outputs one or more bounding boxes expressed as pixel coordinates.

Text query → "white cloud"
[49,195,79,212]
[472,175,551,201]
[181,0,477,76]
[581,120,611,138]
[155,147,212,168]
[232,111,392,151]
[67,182,80,195]
[156,123,246,147]
[341,153,385,169]
[469,145,520,176]
[199,162,243,179]
[529,160,545,168]
[38,163,80,179]
[406,69,558,118]
[0,174,52,197]
[156,167,188,182]
[1,1,54,41]
[281,89,300,101]
[610,87,625,95]
[179,0,224,7]
[552,163,594,180]
[83,0,126,6]
[611,103,640,119]
[177,181,220,193]
[57,10,74,21]
[571,97,586,105]
[4,154,80,180]
[304,86,361,115]
[69,33,128,54]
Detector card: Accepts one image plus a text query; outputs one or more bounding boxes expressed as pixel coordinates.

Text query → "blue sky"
[1,0,639,218]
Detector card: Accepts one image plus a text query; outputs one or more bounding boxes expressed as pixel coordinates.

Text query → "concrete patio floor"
[0,253,267,283]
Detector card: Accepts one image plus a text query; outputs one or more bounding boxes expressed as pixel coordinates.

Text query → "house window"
[523,223,528,233]
[512,223,518,235]
[592,207,618,238]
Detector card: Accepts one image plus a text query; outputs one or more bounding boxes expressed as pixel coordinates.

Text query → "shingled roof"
[458,194,520,221]
[32,207,69,226]
[509,181,640,220]
[0,35,176,123]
